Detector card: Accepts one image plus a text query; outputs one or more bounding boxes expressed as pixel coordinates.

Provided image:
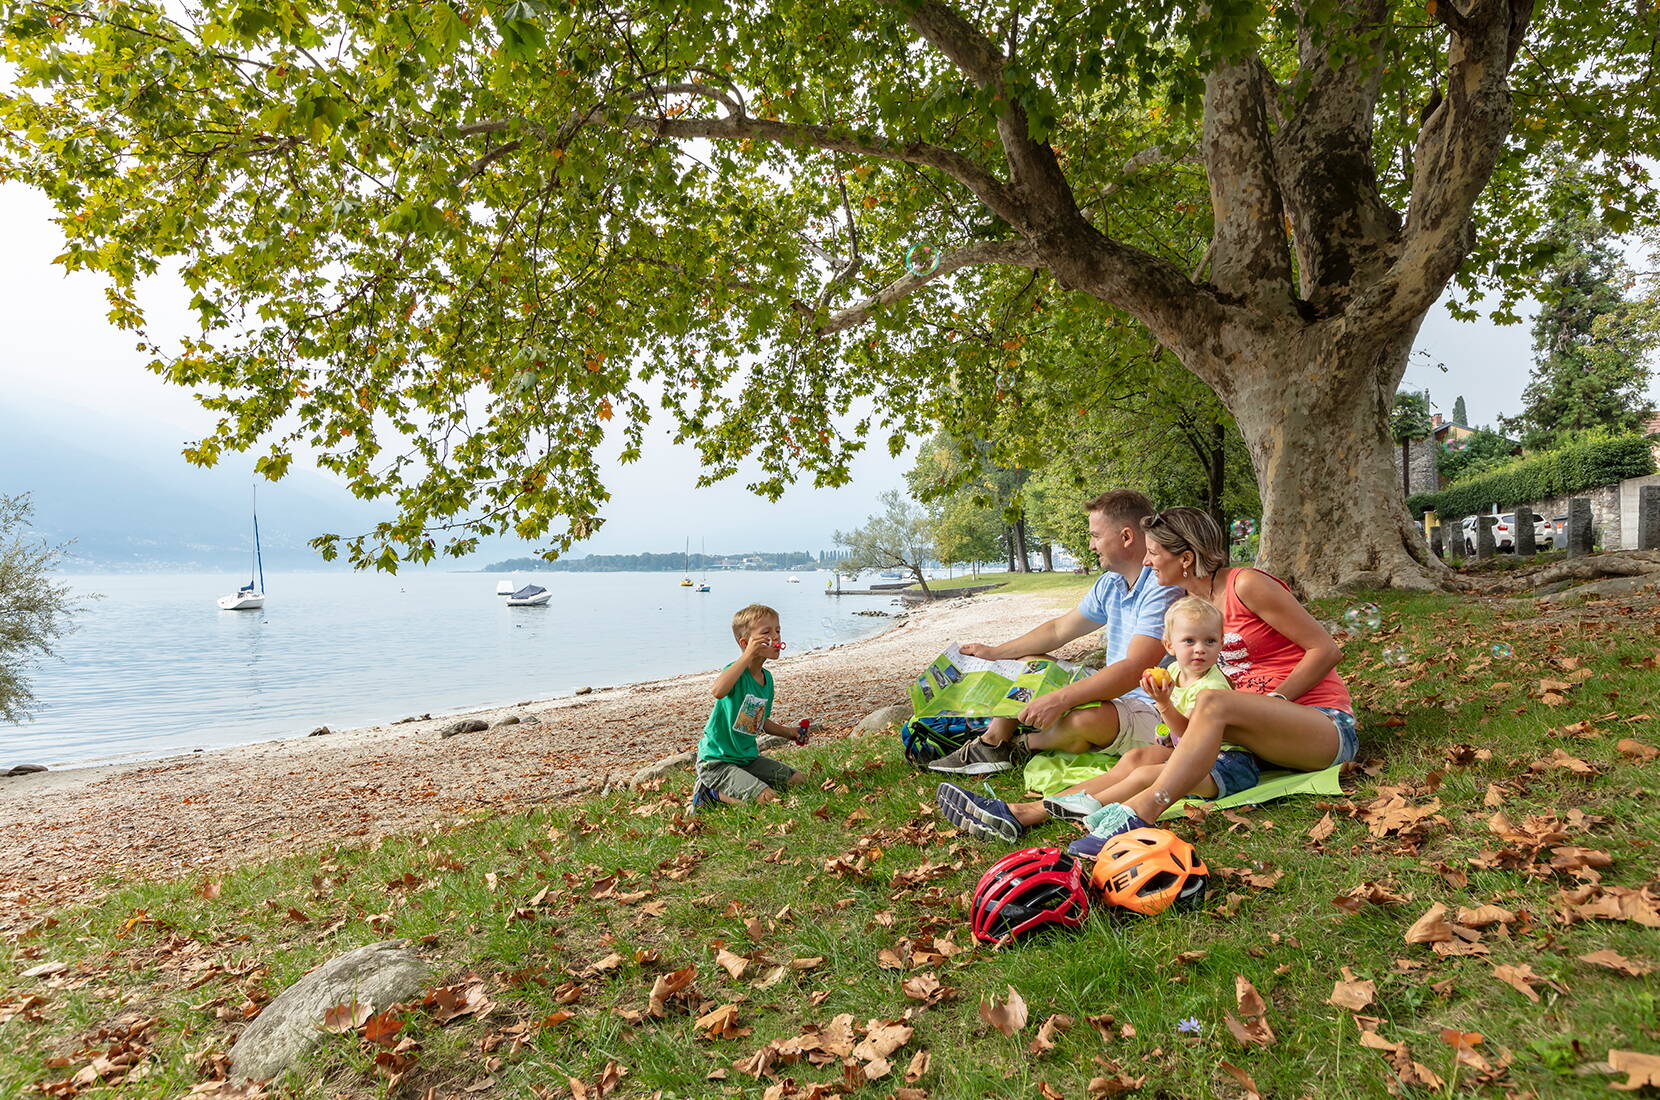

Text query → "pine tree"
[1501,207,1659,450]
[1452,396,1468,427]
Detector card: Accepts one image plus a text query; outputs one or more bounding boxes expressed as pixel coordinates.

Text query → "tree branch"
[1202,56,1294,307]
[815,239,1043,334]
[1348,0,1536,331]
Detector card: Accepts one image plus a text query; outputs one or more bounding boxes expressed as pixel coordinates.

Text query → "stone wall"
[1619,474,1660,550]
[1530,482,1624,550]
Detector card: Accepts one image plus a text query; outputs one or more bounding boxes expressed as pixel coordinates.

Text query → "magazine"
[909,643,1093,719]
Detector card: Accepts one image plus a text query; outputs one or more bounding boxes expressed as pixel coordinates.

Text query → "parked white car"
[1459,512,1550,554]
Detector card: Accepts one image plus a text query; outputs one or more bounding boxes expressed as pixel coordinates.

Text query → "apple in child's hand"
[1145,667,1173,691]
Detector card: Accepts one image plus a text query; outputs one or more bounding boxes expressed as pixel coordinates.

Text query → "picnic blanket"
[1022,751,1343,820]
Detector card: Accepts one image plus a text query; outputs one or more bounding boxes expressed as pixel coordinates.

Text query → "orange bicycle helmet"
[1088,827,1208,916]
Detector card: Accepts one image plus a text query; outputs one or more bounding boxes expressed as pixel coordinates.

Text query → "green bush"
[1406,434,1655,518]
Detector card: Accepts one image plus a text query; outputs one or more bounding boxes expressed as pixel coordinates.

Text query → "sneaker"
[689,779,721,815]
[1043,791,1105,822]
[1067,833,1108,861]
[1081,802,1151,840]
[927,735,1028,776]
[936,782,1026,842]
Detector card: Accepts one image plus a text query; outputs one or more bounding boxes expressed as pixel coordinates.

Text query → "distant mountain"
[0,402,385,572]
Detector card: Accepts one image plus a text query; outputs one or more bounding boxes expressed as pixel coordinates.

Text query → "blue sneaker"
[689,779,721,815]
[936,782,1026,842]
[1043,791,1104,822]
[1067,834,1108,860]
[1081,802,1152,841]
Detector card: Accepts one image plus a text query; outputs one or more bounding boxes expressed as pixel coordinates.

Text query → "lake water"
[14,570,903,770]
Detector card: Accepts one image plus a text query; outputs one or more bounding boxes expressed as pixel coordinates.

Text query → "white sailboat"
[217,484,266,611]
[679,536,695,586]
[695,538,711,592]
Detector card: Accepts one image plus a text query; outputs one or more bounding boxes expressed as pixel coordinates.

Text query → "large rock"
[4,764,48,776]
[230,941,432,1081]
[440,718,488,738]
[856,703,912,732]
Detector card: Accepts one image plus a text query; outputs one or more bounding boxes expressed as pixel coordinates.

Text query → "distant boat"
[696,539,711,592]
[680,536,695,586]
[787,575,801,583]
[495,579,514,596]
[506,584,551,607]
[217,484,266,612]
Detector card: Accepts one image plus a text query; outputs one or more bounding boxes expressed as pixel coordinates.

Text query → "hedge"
[1406,434,1656,519]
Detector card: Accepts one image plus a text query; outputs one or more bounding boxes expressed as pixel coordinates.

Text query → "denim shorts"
[1206,706,1359,798]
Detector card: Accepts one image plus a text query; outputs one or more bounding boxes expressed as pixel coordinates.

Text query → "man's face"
[1087,511,1142,569]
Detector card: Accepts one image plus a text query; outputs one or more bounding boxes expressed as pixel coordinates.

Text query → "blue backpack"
[900,715,989,768]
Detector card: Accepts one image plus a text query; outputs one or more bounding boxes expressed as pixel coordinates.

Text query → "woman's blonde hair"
[1142,507,1228,577]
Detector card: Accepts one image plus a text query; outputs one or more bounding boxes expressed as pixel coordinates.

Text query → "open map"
[909,643,1093,718]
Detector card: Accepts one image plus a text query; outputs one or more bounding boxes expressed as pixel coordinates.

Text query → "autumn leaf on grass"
[1223,975,1274,1047]
[1439,1029,1490,1071]
[714,947,749,980]
[904,1050,929,1083]
[853,1020,914,1063]
[363,1009,405,1046]
[694,1002,746,1040]
[1307,812,1335,842]
[1616,738,1659,762]
[1404,902,1453,945]
[1219,1060,1263,1100]
[647,964,697,1017]
[901,972,956,1007]
[1578,949,1656,976]
[978,986,1029,1037]
[321,999,373,1033]
[424,981,493,1024]
[1029,1014,1073,1056]
[1609,1049,1660,1090]
[1327,967,1375,1011]
[1454,904,1515,928]
[1491,962,1560,1003]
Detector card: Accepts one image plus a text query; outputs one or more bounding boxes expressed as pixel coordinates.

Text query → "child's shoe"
[1081,802,1152,840]
[689,779,721,815]
[1043,791,1104,822]
[935,782,1026,841]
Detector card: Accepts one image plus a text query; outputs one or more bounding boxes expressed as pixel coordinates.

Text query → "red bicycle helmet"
[970,846,1090,944]
[1089,828,1208,917]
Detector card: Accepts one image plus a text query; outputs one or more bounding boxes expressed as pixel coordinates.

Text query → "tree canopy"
[4,0,1657,589]
[833,489,934,596]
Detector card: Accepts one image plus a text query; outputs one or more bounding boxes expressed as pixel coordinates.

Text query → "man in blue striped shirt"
[929,490,1181,779]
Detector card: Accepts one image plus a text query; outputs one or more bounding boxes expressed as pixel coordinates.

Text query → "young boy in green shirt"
[691,603,811,812]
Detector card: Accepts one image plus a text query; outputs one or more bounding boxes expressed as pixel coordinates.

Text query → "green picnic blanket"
[1022,751,1343,820]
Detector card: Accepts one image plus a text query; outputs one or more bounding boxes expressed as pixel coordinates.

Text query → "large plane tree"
[2,0,1654,590]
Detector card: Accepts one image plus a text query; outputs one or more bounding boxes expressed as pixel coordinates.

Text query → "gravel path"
[0,588,1085,924]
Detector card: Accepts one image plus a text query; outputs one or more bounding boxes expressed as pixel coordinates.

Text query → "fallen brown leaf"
[1578,949,1655,976]
[1029,1014,1073,1055]
[978,986,1029,1038]
[1327,967,1375,1011]
[1609,1049,1660,1090]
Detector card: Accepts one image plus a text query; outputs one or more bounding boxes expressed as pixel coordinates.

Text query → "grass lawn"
[3,588,1659,1098]
[915,571,1097,596]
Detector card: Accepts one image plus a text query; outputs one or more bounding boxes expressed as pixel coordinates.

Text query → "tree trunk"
[1039,542,1054,572]
[910,564,933,599]
[1005,527,1016,572]
[1225,324,1449,596]
[1400,439,1411,497]
[1207,421,1226,527]
[1012,519,1031,573]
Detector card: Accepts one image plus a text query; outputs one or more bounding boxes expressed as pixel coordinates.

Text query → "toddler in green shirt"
[690,603,812,812]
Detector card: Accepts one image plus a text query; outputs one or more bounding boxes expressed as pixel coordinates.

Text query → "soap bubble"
[1491,642,1514,659]
[1382,646,1409,665]
[904,242,941,277]
[1343,603,1382,632]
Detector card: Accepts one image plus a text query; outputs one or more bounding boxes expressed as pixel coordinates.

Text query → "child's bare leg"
[1005,747,1170,826]
[1094,762,1219,809]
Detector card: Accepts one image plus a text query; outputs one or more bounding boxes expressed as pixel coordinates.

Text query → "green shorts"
[697,755,799,801]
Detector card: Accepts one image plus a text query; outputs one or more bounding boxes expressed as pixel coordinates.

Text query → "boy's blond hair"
[731,603,780,642]
[1164,595,1223,636]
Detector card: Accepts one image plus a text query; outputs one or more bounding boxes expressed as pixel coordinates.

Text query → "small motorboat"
[495,579,515,596]
[787,575,800,583]
[505,584,551,607]
[695,583,710,592]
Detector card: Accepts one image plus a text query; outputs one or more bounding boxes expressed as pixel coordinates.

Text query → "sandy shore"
[0,588,1086,924]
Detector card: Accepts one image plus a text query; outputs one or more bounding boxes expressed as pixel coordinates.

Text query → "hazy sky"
[0,181,1643,560]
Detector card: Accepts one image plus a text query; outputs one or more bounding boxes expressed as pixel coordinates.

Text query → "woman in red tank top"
[1099,507,1358,833]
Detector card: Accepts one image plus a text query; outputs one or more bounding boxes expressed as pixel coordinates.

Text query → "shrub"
[1406,434,1655,518]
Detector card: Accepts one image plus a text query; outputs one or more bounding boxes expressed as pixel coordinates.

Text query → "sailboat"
[679,537,695,586]
[695,538,711,592]
[217,483,266,611]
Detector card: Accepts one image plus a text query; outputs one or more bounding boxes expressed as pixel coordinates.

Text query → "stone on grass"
[857,703,913,732]
[229,941,432,1082]
[440,718,488,739]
